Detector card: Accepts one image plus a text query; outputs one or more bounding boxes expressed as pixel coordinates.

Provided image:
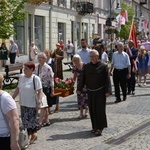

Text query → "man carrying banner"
[127,40,138,95]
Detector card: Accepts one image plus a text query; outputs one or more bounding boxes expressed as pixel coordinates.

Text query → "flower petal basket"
[54,87,74,97]
[54,77,75,97]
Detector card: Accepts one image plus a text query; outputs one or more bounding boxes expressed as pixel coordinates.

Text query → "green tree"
[0,0,28,39]
[116,2,135,40]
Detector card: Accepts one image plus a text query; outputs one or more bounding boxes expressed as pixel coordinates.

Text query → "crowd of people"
[0,37,150,149]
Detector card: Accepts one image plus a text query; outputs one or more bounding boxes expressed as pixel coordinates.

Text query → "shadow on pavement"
[50,117,80,125]
[106,102,116,105]
[131,93,150,97]
[47,130,96,141]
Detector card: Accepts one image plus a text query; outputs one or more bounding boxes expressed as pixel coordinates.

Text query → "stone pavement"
[27,66,150,150]
[1,57,150,150]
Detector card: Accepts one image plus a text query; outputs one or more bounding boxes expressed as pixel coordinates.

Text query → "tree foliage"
[0,0,28,39]
[116,2,135,40]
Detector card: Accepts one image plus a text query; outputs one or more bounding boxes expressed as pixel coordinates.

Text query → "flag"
[116,10,128,32]
[143,20,149,33]
[121,10,128,22]
[116,14,125,25]
[138,19,144,31]
[128,21,138,72]
[127,48,138,72]
[129,22,138,48]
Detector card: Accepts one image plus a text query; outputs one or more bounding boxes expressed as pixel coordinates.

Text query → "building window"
[98,24,101,38]
[28,14,32,48]
[84,23,88,41]
[76,22,80,47]
[14,21,25,54]
[34,16,44,52]
[92,24,95,39]
[58,23,65,43]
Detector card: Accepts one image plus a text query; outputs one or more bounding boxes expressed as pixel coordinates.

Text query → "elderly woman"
[44,50,59,113]
[72,54,88,119]
[138,46,149,86]
[0,74,20,150]
[13,62,43,145]
[34,52,54,126]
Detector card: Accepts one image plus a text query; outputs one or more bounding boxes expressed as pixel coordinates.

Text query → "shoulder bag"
[33,76,48,108]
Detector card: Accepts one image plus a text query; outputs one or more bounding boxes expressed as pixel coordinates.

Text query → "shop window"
[34,16,44,52]
[14,21,25,54]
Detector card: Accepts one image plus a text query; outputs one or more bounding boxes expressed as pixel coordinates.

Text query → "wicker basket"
[54,87,74,97]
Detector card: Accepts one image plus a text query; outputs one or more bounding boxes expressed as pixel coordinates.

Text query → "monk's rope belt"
[88,86,105,91]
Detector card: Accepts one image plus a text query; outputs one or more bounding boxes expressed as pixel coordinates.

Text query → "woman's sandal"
[95,130,102,136]
[43,122,51,127]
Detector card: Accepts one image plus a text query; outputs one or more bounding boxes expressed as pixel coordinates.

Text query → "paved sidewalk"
[27,68,150,150]
[1,58,150,150]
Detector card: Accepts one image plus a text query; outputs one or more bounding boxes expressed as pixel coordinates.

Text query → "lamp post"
[106,0,121,61]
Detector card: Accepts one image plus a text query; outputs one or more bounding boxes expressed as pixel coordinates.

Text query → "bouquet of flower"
[54,77,74,89]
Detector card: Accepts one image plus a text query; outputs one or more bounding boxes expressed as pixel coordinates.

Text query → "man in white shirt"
[9,40,19,64]
[78,38,91,63]
[66,40,74,61]
[110,42,131,103]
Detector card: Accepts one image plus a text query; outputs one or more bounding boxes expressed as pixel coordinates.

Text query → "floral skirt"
[77,87,88,108]
[21,106,38,131]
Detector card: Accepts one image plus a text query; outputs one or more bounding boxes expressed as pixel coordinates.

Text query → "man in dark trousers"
[110,42,131,103]
[9,40,19,64]
[126,40,138,95]
[77,50,112,136]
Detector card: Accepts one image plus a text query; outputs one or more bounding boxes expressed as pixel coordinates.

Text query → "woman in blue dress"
[44,50,60,113]
[138,46,149,86]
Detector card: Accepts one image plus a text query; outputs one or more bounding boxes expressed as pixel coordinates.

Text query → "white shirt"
[66,43,74,53]
[18,74,42,107]
[112,51,131,69]
[101,52,109,64]
[78,48,91,63]
[10,43,18,53]
[0,92,17,136]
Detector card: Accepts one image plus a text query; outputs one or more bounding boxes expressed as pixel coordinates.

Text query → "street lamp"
[106,0,121,27]
[106,0,121,62]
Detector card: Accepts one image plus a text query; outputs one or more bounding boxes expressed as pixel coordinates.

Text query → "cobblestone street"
[27,63,150,150]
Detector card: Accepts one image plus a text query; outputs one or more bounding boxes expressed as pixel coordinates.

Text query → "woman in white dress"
[29,42,38,61]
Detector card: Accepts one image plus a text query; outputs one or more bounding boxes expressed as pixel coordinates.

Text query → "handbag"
[33,76,48,108]
[0,93,29,149]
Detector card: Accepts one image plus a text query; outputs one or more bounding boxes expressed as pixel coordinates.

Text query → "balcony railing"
[57,0,66,7]
[70,0,76,9]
